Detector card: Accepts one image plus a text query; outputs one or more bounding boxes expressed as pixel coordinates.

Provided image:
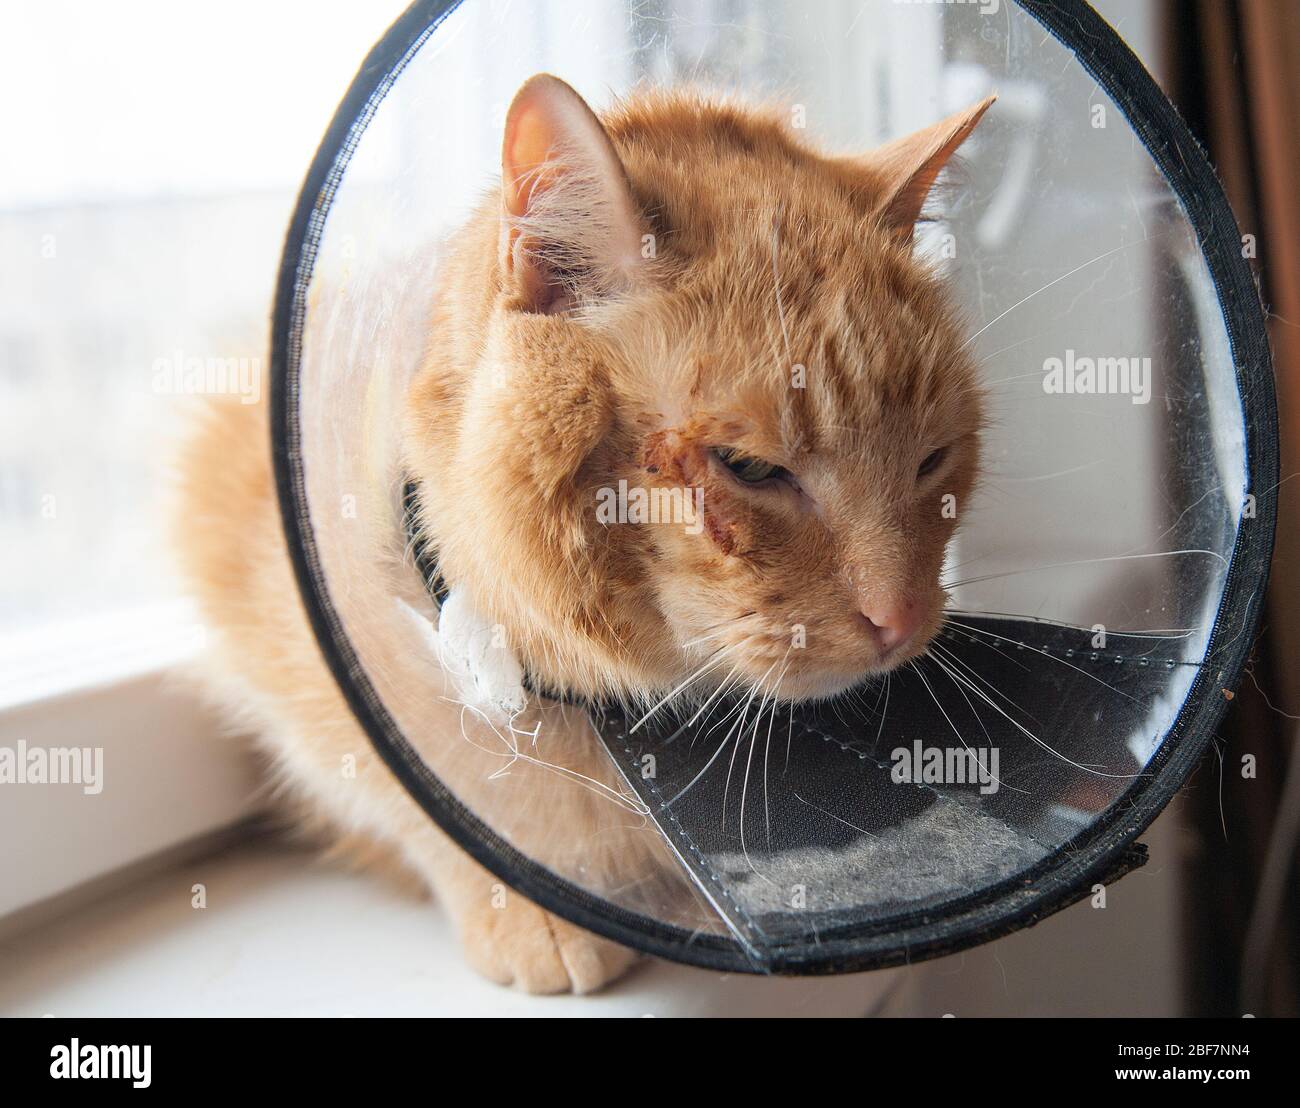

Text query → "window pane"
[0,0,408,634]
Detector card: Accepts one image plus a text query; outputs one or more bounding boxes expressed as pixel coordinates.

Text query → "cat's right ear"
[500,74,644,313]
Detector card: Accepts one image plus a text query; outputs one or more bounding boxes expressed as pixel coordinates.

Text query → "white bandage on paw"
[396,591,527,721]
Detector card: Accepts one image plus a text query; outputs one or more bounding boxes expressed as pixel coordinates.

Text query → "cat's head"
[406,75,992,704]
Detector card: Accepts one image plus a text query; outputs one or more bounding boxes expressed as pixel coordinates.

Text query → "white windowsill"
[0,613,261,918]
[0,601,206,712]
[0,834,902,1017]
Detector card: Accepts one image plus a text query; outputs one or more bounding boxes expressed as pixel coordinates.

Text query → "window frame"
[0,605,258,920]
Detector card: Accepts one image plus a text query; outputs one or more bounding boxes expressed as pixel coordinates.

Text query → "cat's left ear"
[853,94,996,241]
[500,74,645,313]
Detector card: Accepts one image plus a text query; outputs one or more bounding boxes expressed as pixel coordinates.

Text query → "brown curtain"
[1162,0,1300,1017]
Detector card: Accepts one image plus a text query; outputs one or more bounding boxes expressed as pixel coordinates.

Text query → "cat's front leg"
[413,837,640,994]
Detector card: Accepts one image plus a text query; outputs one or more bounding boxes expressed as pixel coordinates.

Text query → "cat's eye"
[713,447,790,486]
[917,447,948,478]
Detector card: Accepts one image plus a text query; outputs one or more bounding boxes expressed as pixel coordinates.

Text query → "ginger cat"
[175,75,992,993]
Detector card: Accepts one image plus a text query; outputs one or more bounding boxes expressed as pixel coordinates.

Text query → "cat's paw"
[457,895,640,994]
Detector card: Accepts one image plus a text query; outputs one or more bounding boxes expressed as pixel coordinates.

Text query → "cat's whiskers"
[721,657,782,829]
[719,650,792,884]
[944,607,1197,641]
[628,639,745,734]
[941,615,1140,703]
[680,611,762,649]
[871,671,893,752]
[734,663,783,881]
[828,682,858,734]
[931,653,1119,778]
[678,628,734,651]
[942,547,1228,592]
[667,665,768,807]
[636,626,773,746]
[980,460,1105,484]
[910,656,987,775]
[923,634,1143,780]
[961,237,1148,351]
[671,661,745,748]
[975,332,1044,368]
[921,651,1023,795]
[867,668,889,720]
[930,635,1033,718]
[759,651,792,853]
[689,662,756,752]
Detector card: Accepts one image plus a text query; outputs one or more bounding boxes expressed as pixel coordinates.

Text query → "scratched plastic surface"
[284,1,1248,962]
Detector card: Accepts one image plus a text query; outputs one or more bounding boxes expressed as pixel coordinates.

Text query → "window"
[0,0,410,915]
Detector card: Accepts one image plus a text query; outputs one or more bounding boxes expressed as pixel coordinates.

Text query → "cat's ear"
[855,94,996,241]
[499,74,644,313]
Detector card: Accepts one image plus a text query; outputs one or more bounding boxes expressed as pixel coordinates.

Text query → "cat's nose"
[859,597,923,654]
